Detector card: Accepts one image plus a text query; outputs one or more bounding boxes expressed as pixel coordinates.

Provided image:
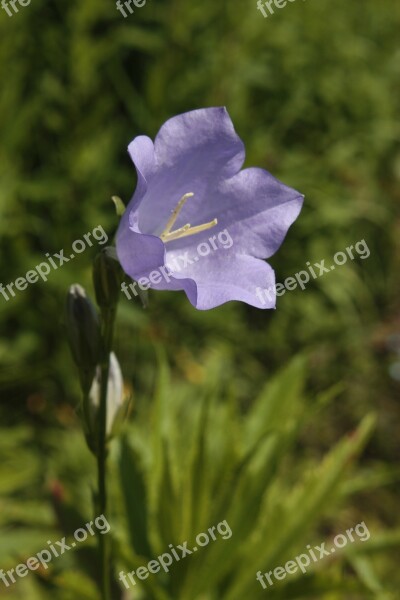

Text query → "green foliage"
[113,356,397,599]
[1,356,398,598]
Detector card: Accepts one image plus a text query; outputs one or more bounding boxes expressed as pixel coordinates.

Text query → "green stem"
[97,308,116,600]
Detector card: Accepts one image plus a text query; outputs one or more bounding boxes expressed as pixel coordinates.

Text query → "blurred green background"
[0,0,400,598]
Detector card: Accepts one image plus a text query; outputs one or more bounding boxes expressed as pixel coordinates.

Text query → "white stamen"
[162,193,194,237]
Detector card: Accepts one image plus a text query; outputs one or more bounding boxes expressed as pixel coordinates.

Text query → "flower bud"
[93,247,123,309]
[65,284,100,392]
[89,352,129,438]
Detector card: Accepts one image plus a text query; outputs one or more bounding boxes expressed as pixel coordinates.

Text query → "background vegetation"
[0,0,399,598]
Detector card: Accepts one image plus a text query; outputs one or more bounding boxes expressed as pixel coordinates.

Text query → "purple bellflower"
[116,108,303,310]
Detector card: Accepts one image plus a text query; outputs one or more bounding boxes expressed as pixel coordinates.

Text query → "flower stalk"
[93,249,123,600]
[97,307,116,600]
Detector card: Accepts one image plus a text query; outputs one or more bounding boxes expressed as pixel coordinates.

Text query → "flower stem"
[97,308,116,600]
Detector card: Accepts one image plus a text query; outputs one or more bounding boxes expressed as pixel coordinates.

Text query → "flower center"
[160,193,218,243]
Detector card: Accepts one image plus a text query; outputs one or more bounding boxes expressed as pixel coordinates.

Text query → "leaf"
[119,435,152,558]
[53,571,100,600]
[225,414,376,600]
[111,196,125,217]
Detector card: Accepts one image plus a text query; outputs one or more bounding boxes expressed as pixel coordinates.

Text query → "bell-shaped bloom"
[116,107,303,309]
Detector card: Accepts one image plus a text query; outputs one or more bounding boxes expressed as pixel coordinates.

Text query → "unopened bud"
[89,352,129,438]
[93,247,123,309]
[65,284,100,392]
